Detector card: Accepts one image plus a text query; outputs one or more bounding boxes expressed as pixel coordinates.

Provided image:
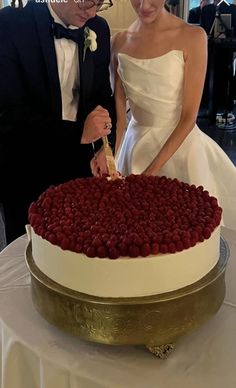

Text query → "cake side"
[31,226,220,298]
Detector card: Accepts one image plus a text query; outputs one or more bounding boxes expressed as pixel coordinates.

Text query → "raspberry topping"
[28,175,222,259]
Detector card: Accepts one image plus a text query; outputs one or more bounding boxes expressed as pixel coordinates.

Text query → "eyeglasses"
[77,0,113,12]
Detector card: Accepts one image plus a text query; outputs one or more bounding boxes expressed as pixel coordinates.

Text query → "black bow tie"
[53,22,83,44]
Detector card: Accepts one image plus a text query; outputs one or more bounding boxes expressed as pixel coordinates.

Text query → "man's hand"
[81,105,112,144]
[90,147,108,177]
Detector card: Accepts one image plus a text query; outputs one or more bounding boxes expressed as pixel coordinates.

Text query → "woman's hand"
[142,160,161,176]
[142,166,158,176]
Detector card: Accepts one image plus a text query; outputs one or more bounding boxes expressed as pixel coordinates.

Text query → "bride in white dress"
[110,0,236,230]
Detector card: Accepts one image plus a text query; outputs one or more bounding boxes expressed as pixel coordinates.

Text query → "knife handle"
[102,136,118,179]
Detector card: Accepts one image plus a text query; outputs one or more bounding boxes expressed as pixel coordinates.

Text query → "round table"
[0,228,236,388]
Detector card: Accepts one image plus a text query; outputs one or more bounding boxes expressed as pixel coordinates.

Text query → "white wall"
[102,0,136,34]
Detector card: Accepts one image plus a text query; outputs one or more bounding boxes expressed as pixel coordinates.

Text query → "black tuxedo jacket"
[0,1,116,201]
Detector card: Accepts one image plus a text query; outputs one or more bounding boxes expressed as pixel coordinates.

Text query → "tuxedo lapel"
[32,3,61,117]
[79,33,94,108]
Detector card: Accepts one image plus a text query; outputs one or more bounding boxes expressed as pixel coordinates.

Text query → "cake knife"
[102,136,119,179]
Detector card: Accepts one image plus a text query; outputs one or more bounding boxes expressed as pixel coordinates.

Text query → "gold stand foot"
[147,343,175,359]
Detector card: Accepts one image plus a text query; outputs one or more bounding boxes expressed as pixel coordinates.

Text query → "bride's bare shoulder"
[181,21,207,44]
[111,30,128,53]
[111,21,138,53]
[168,14,206,38]
[177,21,207,60]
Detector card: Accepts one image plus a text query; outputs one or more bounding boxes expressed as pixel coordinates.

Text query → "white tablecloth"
[0,228,236,388]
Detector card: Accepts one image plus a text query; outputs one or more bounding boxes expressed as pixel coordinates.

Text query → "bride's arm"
[143,26,207,175]
[111,34,127,156]
[114,75,127,156]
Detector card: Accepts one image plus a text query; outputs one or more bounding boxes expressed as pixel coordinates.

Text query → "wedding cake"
[28,175,222,298]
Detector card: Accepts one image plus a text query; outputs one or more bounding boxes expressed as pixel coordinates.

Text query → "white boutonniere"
[83,27,97,62]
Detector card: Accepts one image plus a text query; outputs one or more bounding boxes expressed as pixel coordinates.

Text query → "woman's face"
[130,0,166,24]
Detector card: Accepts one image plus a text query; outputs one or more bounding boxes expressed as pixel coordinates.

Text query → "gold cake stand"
[25,238,229,359]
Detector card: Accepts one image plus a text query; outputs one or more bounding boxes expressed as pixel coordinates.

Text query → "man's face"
[52,0,97,27]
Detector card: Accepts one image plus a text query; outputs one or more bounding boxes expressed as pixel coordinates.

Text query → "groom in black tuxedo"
[0,0,116,243]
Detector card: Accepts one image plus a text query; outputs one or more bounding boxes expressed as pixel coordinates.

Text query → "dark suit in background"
[200,3,216,34]
[201,3,236,36]
[200,3,236,116]
[0,1,116,243]
[188,6,201,24]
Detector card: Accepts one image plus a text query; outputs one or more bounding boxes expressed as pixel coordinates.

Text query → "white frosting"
[30,226,221,298]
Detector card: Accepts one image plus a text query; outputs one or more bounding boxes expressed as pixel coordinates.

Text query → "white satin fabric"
[0,230,236,388]
[116,50,236,230]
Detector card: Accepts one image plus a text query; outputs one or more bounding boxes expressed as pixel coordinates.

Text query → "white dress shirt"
[48,3,80,121]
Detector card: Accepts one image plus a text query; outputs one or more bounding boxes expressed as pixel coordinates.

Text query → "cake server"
[102,136,119,179]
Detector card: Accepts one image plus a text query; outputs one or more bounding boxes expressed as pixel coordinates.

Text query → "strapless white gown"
[116,50,236,230]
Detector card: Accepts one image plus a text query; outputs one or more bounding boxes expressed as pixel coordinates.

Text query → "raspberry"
[106,240,117,249]
[28,202,38,214]
[168,242,176,253]
[118,242,128,256]
[195,225,203,234]
[199,234,204,242]
[109,247,120,260]
[92,237,102,248]
[29,214,41,226]
[141,243,151,257]
[68,240,76,251]
[214,215,221,225]
[110,234,118,243]
[191,231,199,240]
[86,246,96,258]
[97,246,107,258]
[160,244,168,254]
[151,243,159,255]
[211,198,218,208]
[172,233,180,242]
[75,243,82,253]
[155,234,163,244]
[176,240,184,252]
[101,233,109,242]
[190,237,197,247]
[41,197,52,210]
[182,239,191,249]
[134,236,143,246]
[203,227,211,239]
[61,237,70,250]
[63,226,73,235]
[48,233,57,245]
[163,234,172,244]
[122,236,132,246]
[129,245,140,257]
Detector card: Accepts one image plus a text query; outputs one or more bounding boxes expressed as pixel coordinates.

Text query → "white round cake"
[28,175,222,298]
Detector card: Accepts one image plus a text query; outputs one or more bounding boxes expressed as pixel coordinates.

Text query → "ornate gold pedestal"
[25,238,229,358]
